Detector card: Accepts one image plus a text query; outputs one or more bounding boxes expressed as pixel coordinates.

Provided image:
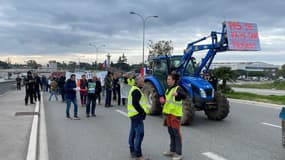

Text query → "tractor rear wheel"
[181,92,195,125]
[142,82,162,115]
[204,92,230,120]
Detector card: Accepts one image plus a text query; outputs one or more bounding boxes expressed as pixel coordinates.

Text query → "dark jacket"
[64,79,77,99]
[104,75,112,89]
[25,75,35,91]
[96,80,102,94]
[131,87,146,119]
[34,76,42,91]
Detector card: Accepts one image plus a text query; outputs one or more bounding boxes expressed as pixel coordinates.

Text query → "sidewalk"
[0,89,35,160]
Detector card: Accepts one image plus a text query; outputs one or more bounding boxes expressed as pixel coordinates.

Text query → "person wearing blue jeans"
[64,74,80,120]
[66,98,78,118]
[128,76,149,160]
[129,115,145,158]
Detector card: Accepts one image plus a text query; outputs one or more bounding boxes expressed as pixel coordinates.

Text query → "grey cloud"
[0,0,284,64]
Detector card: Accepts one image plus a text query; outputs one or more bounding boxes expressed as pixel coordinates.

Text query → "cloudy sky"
[0,0,284,65]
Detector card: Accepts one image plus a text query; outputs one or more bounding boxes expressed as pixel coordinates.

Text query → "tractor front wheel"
[181,92,195,125]
[204,92,230,120]
[142,82,162,115]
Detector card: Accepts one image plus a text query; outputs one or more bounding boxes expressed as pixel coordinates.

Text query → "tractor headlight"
[200,88,207,98]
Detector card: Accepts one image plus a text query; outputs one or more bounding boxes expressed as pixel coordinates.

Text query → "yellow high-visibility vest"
[162,86,183,117]
[127,78,135,86]
[128,86,150,117]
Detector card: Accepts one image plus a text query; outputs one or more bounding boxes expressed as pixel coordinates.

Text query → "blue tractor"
[143,21,260,125]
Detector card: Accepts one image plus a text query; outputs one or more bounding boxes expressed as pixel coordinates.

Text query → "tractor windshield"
[184,60,195,76]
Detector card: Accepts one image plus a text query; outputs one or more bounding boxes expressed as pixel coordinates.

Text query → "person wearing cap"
[128,76,150,160]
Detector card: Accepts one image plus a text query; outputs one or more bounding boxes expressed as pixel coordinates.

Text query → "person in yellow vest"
[127,73,135,86]
[128,76,150,160]
[160,73,186,160]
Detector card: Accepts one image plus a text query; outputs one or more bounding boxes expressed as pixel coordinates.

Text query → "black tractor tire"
[142,82,162,115]
[181,92,195,125]
[205,91,230,120]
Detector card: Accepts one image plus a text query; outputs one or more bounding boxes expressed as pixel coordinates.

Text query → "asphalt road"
[0,81,17,95]
[44,94,285,160]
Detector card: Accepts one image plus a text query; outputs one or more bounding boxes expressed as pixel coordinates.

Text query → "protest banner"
[225,21,260,51]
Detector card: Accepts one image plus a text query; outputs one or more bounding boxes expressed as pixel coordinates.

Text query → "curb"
[26,101,39,160]
[25,92,49,160]
[39,92,49,160]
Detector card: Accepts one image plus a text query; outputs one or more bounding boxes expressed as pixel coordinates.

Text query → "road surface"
[44,94,284,160]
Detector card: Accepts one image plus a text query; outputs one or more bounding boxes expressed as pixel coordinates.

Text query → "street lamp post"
[129,11,158,67]
[89,43,106,70]
[89,43,106,63]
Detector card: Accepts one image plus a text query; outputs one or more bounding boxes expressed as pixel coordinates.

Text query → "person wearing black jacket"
[58,76,66,102]
[64,74,80,120]
[33,73,42,102]
[113,72,121,105]
[95,77,102,105]
[128,76,149,160]
[16,76,22,90]
[104,71,113,107]
[24,71,35,105]
[86,76,100,117]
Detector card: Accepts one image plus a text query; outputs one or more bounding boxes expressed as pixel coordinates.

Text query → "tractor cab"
[150,55,186,92]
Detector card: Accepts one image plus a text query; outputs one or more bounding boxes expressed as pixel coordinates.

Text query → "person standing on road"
[95,77,102,105]
[33,73,42,102]
[78,74,88,107]
[24,71,35,105]
[64,74,80,120]
[16,75,22,90]
[128,76,150,160]
[86,76,97,117]
[41,75,48,92]
[113,72,121,106]
[58,76,66,102]
[48,78,58,101]
[127,73,135,86]
[160,73,186,160]
[104,71,113,107]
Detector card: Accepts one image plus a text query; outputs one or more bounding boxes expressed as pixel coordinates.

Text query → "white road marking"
[115,109,128,117]
[202,152,227,160]
[261,122,281,129]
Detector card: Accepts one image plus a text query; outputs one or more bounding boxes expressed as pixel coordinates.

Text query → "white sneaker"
[172,154,183,160]
[163,151,175,157]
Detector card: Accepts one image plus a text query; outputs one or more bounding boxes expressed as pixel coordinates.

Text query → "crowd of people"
[22,70,136,115]
[21,70,185,160]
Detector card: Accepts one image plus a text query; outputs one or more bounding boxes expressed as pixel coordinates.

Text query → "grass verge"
[224,91,285,105]
[230,81,285,90]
